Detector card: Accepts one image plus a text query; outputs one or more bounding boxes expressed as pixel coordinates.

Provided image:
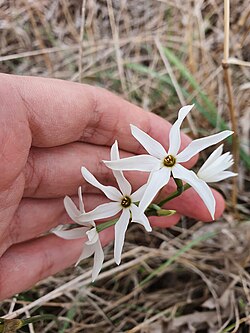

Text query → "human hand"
[0,74,225,300]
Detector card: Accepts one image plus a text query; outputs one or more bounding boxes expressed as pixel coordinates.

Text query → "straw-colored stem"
[106,0,128,96]
[222,0,239,212]
[79,0,86,83]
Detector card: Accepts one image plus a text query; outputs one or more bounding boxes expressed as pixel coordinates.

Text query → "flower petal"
[215,152,233,169]
[53,226,88,239]
[86,228,99,244]
[198,145,224,175]
[130,124,167,158]
[64,195,81,221]
[104,155,161,172]
[64,191,93,227]
[172,163,215,220]
[92,239,104,281]
[168,105,194,156]
[78,202,121,222]
[130,204,152,232]
[110,141,132,195]
[131,184,148,202]
[139,167,171,213]
[75,243,95,266]
[78,186,85,213]
[200,171,237,183]
[177,130,233,162]
[199,152,233,180]
[114,209,130,265]
[81,167,121,201]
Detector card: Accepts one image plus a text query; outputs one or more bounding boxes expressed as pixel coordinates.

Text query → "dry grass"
[0,0,250,332]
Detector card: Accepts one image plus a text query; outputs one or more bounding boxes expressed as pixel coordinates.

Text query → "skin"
[0,74,225,300]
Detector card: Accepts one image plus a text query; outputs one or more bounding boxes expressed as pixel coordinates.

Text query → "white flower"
[104,105,233,220]
[53,187,104,281]
[79,141,152,265]
[197,144,237,182]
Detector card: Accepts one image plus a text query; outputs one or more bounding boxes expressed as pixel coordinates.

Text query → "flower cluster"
[53,105,237,281]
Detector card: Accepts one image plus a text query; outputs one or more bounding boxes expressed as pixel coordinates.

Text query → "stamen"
[163,155,176,167]
[121,196,131,208]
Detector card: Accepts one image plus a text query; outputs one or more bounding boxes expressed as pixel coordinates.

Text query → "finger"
[2,74,196,160]
[5,194,107,251]
[0,174,25,256]
[23,141,194,199]
[24,142,130,198]
[149,213,181,228]
[0,231,114,301]
[162,187,225,222]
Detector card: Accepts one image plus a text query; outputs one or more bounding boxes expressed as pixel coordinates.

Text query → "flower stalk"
[96,218,118,233]
[158,183,190,207]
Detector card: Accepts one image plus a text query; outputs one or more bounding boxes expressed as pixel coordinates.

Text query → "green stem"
[21,315,59,326]
[158,183,191,207]
[96,218,118,233]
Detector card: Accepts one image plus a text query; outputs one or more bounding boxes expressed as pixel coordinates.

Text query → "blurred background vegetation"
[0,0,249,332]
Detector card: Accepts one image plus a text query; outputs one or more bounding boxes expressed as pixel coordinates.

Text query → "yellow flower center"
[121,196,131,208]
[163,155,176,167]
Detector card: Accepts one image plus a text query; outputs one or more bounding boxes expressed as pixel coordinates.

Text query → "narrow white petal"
[110,141,132,195]
[200,171,237,183]
[168,105,194,156]
[86,228,99,244]
[64,191,91,227]
[130,204,152,232]
[75,243,95,266]
[217,151,230,163]
[139,168,171,213]
[198,151,234,181]
[78,202,121,222]
[114,209,130,265]
[92,239,104,281]
[223,155,234,168]
[78,186,85,213]
[81,167,121,201]
[53,226,88,239]
[172,164,215,220]
[131,184,148,202]
[104,155,161,172]
[110,140,120,160]
[177,130,233,162]
[204,152,232,175]
[64,196,81,221]
[130,124,167,158]
[198,145,224,174]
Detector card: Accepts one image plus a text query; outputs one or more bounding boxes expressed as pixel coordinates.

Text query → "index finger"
[2,74,194,156]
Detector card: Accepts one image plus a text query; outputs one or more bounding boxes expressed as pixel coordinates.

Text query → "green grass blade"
[126,59,250,169]
[140,231,216,286]
[59,306,77,333]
